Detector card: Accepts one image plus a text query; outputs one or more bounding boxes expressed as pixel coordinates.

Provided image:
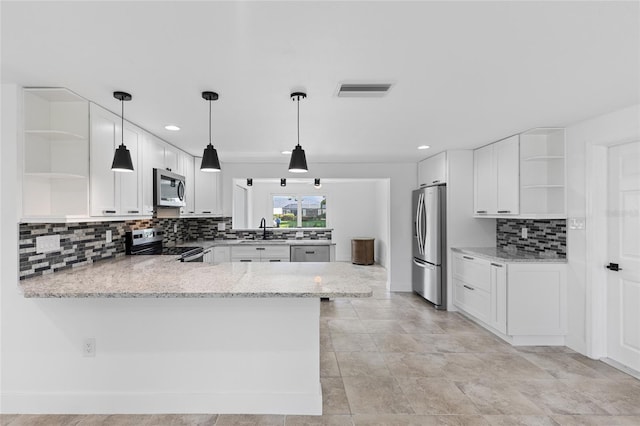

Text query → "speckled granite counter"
[172,239,336,249]
[452,247,567,263]
[19,256,376,298]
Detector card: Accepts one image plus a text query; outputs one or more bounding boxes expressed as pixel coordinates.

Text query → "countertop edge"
[451,247,567,263]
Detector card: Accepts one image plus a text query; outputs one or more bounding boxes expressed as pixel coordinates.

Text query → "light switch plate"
[36,235,60,253]
[105,230,112,243]
[296,231,304,238]
[569,217,586,230]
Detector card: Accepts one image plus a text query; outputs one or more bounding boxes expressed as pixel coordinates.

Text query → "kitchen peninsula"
[14,260,378,415]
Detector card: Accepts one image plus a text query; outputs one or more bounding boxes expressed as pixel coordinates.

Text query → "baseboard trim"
[601,358,640,380]
[0,386,323,415]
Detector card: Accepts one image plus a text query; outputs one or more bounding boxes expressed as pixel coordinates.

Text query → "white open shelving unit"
[518,128,566,218]
[22,88,90,220]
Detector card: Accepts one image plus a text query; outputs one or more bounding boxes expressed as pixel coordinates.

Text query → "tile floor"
[2,279,639,426]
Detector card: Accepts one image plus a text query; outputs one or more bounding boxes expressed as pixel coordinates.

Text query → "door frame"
[585,136,639,360]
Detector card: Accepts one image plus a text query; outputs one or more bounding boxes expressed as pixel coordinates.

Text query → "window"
[273,195,326,228]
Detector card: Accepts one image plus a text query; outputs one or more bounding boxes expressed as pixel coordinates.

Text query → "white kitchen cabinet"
[180,151,196,215]
[203,248,215,264]
[473,135,519,216]
[141,132,166,215]
[164,144,179,174]
[231,245,290,262]
[213,246,231,263]
[418,152,447,187]
[452,250,566,344]
[519,128,566,218]
[22,88,90,220]
[290,245,331,262]
[89,103,143,217]
[194,157,222,215]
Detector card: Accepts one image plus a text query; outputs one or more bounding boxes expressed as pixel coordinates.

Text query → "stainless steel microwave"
[153,168,186,208]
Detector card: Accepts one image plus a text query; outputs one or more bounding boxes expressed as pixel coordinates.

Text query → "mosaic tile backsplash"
[19,217,332,280]
[496,219,566,257]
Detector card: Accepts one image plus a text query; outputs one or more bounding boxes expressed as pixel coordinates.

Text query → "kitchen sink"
[237,240,288,245]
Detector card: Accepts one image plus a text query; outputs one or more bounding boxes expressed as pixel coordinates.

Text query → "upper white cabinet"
[141,133,167,215]
[89,103,143,217]
[474,135,519,216]
[418,152,447,186]
[22,88,90,220]
[519,128,566,218]
[180,151,195,215]
[164,144,179,174]
[194,157,222,215]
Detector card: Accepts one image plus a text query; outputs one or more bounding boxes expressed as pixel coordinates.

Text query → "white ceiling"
[2,1,638,164]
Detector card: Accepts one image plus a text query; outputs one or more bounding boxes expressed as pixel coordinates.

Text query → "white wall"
[222,163,416,291]
[374,179,391,268]
[564,103,640,356]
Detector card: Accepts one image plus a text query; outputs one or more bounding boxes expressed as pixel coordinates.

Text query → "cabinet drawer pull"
[269,259,281,262]
[432,180,440,184]
[256,247,265,251]
[240,259,252,262]
[498,210,511,214]
[490,263,503,268]
[476,210,487,214]
[202,211,211,214]
[463,285,475,291]
[305,251,316,254]
[189,211,194,214]
[128,210,139,214]
[103,210,116,214]
[462,256,474,260]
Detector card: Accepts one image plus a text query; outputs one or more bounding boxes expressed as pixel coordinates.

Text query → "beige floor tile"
[327,319,366,334]
[473,353,555,380]
[513,380,608,415]
[441,353,494,380]
[456,380,544,415]
[321,351,342,377]
[342,376,413,414]
[383,352,448,377]
[335,352,392,377]
[558,378,640,415]
[330,334,377,352]
[321,305,359,319]
[6,415,85,426]
[520,353,606,380]
[145,414,217,425]
[395,377,480,415]
[370,333,423,353]
[284,415,353,426]
[320,333,334,352]
[568,355,639,380]
[359,320,406,334]
[514,346,577,354]
[551,415,640,425]
[353,308,397,320]
[214,414,284,425]
[412,333,514,354]
[321,377,351,415]
[399,320,445,334]
[483,415,559,425]
[353,414,490,426]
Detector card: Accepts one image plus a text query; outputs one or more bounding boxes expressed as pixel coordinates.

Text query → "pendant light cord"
[209,99,212,146]
[120,98,124,147]
[296,96,300,148]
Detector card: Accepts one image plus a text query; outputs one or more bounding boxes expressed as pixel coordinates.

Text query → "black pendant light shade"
[288,92,309,173]
[200,91,221,172]
[111,91,134,172]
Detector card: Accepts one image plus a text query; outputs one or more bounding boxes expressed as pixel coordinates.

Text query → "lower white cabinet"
[452,251,566,343]
[290,245,331,262]
[203,246,231,264]
[231,245,290,262]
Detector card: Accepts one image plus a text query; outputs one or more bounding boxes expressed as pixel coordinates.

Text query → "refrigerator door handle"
[415,193,424,255]
[413,258,435,269]
[421,193,427,255]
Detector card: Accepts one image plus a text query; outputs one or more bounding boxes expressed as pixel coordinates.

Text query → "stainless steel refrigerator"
[412,185,446,309]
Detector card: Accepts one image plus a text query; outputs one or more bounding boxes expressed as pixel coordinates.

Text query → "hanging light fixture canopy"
[288,92,308,173]
[280,178,287,187]
[200,91,221,172]
[247,178,253,187]
[314,178,321,188]
[111,91,134,172]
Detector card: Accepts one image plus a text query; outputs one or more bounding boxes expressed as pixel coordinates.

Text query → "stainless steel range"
[125,228,204,262]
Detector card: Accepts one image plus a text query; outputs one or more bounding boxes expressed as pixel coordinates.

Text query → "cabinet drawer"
[452,254,491,292]
[290,245,330,262]
[454,279,490,323]
[261,245,290,259]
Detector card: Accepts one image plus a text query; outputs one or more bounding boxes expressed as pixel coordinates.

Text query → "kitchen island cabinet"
[14,260,375,415]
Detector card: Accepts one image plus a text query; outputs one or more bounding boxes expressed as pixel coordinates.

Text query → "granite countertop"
[19,257,377,298]
[171,240,336,249]
[452,247,567,263]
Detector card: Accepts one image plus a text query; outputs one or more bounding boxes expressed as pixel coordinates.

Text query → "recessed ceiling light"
[165,124,180,131]
[418,145,430,150]
[281,150,292,155]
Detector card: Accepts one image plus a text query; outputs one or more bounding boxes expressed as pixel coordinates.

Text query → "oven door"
[181,251,204,262]
[154,168,186,207]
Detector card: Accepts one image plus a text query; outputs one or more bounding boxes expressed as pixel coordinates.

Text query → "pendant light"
[288,92,308,173]
[111,91,134,172]
[247,178,253,187]
[314,178,321,188]
[280,178,287,187]
[200,91,221,172]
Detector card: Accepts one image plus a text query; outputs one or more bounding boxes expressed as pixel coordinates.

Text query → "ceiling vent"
[337,83,393,98]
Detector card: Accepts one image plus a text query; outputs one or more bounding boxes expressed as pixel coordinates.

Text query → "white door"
[607,140,640,372]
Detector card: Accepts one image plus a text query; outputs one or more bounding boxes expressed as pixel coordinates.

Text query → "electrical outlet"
[174,223,178,233]
[83,338,96,357]
[105,230,112,243]
[521,227,528,239]
[35,235,60,254]
[296,231,304,238]
[217,223,226,231]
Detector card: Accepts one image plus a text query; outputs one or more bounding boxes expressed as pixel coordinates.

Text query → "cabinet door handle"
[462,256,474,260]
[189,211,194,214]
[476,210,487,214]
[491,263,503,268]
[128,210,139,214]
[202,211,211,214]
[269,259,281,262]
[240,259,252,262]
[305,251,316,254]
[103,210,116,214]
[463,285,475,291]
[497,210,511,214]
[432,180,440,184]
[256,247,265,251]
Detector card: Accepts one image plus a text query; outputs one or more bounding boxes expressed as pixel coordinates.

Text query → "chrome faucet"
[259,218,267,240]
